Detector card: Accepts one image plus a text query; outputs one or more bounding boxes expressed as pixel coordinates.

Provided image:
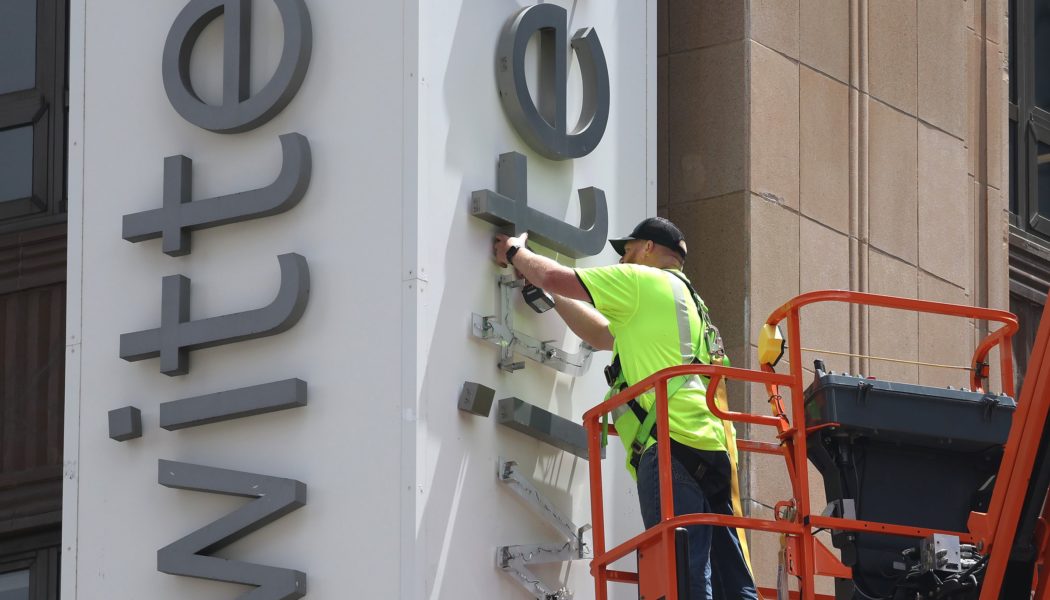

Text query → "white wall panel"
[416,1,653,598]
[70,1,407,599]
[67,1,654,598]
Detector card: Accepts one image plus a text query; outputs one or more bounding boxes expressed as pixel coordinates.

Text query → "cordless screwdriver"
[506,242,556,313]
[521,281,555,313]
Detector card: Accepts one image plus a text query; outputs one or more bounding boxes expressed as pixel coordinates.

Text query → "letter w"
[157,460,307,600]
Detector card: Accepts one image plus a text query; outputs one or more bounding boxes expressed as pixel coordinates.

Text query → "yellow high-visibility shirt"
[576,263,729,453]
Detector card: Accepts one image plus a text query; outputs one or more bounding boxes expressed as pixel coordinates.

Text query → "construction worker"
[493,217,757,600]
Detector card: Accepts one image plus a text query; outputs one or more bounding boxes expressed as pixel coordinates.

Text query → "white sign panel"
[64,1,654,599]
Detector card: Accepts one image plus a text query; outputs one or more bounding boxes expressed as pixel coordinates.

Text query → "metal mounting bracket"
[496,458,591,600]
[472,274,595,375]
[499,547,573,600]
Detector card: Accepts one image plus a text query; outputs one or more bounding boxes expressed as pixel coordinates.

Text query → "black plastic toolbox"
[804,370,1016,451]
[802,365,1016,600]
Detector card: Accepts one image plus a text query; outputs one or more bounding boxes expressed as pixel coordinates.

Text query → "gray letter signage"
[160,378,307,430]
[157,460,307,600]
[119,253,310,376]
[123,133,311,256]
[127,2,316,598]
[471,152,607,258]
[496,3,609,160]
[163,0,313,133]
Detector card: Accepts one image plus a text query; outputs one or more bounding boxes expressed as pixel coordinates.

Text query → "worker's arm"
[548,293,614,351]
[493,233,590,302]
[493,233,615,350]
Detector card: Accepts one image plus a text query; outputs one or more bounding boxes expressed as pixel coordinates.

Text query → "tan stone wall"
[658,0,1009,593]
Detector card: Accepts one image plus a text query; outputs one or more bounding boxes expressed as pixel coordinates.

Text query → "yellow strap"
[714,380,756,577]
[776,534,789,599]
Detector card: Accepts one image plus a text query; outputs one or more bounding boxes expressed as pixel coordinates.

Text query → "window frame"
[1023,110,1050,236]
[0,0,67,232]
[1008,0,1050,398]
[0,559,34,600]
[1010,0,1050,235]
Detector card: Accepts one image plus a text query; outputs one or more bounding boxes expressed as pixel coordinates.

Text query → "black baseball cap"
[609,217,688,259]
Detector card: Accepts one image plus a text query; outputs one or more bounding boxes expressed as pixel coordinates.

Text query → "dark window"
[1033,135,1050,236]
[0,0,67,232]
[0,2,67,598]
[0,531,60,600]
[1010,0,1050,397]
[1036,1,1050,111]
[0,1,37,96]
[0,568,30,600]
[1038,139,1050,216]
[1008,241,1048,394]
[0,127,34,203]
[1010,0,1050,237]
[1011,295,1043,397]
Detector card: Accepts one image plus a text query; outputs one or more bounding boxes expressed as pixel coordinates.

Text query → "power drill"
[507,240,555,313]
[521,281,555,313]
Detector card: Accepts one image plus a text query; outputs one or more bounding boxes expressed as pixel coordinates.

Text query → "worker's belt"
[670,445,732,499]
[629,428,731,499]
[622,397,696,478]
[604,355,623,388]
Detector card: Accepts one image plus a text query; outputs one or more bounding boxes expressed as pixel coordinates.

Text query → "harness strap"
[613,271,708,467]
[630,271,710,446]
[606,270,755,576]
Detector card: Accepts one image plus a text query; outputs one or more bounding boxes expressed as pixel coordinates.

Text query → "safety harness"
[602,269,728,473]
[602,269,755,573]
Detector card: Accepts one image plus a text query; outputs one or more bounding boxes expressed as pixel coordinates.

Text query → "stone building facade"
[657,0,1010,590]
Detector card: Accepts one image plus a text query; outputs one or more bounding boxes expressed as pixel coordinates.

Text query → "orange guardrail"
[583,290,1019,600]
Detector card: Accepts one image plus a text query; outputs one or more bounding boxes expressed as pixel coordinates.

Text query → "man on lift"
[493,217,757,600]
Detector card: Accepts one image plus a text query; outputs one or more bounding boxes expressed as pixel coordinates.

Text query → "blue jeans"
[636,444,758,600]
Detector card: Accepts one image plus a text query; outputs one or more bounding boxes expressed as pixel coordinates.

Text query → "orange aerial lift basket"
[581,290,1050,600]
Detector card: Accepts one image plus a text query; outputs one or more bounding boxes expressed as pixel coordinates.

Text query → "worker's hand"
[493,232,529,268]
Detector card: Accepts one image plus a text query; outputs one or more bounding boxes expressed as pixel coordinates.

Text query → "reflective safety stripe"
[665,271,694,363]
[609,271,709,470]
[664,271,704,392]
